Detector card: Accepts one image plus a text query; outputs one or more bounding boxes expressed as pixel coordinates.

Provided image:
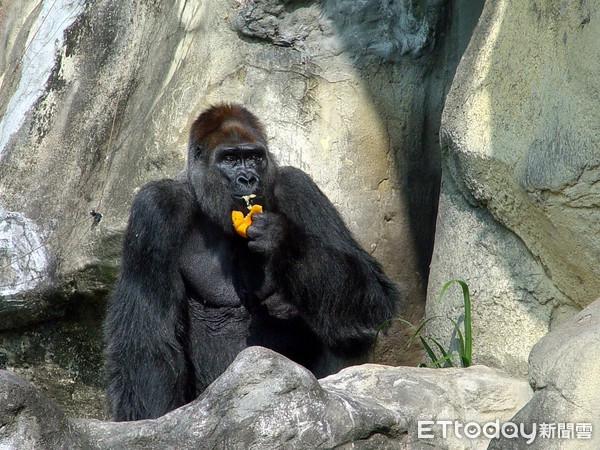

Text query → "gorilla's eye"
[248,154,263,162]
[223,154,237,163]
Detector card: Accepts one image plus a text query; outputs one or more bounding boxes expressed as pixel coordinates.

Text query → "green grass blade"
[420,336,442,368]
[447,318,468,367]
[406,315,446,348]
[428,353,460,367]
[372,318,392,349]
[438,280,473,367]
[428,336,455,367]
[459,281,472,366]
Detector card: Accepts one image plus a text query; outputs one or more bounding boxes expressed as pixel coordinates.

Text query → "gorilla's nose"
[236,172,259,191]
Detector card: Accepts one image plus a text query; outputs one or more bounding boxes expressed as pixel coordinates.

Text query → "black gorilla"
[104,104,400,421]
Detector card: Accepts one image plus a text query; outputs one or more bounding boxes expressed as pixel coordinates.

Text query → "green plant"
[417,279,472,368]
[373,279,473,368]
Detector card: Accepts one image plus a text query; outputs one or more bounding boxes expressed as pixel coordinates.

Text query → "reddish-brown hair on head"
[189,103,267,154]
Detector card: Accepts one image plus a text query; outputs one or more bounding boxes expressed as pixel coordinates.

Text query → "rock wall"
[427,0,600,376]
[0,0,485,416]
[0,0,439,323]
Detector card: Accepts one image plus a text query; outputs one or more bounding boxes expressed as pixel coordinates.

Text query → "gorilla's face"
[186,108,277,233]
[212,142,269,208]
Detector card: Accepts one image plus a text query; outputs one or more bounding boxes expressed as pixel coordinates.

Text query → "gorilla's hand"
[246,212,285,254]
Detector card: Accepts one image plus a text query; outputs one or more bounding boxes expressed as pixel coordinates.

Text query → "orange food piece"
[231,204,263,238]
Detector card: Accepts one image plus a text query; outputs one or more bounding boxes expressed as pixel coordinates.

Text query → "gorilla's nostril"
[237,174,258,187]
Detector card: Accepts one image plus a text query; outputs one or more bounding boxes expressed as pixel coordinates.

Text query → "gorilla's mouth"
[232,193,261,211]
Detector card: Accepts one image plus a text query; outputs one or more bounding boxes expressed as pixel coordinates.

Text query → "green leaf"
[438,280,472,367]
[406,315,445,349]
[420,336,442,368]
[427,353,459,368]
[428,336,455,367]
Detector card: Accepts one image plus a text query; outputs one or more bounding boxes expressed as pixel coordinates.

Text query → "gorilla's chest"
[179,226,267,308]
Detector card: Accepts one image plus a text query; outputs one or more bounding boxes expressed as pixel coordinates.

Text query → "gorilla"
[104,103,400,421]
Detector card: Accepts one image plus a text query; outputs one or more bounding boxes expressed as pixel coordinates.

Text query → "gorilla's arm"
[250,166,399,355]
[104,180,194,421]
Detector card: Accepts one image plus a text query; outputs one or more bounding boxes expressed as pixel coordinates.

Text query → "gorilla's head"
[186,103,278,232]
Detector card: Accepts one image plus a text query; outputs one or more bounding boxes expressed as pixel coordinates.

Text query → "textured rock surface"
[489,298,600,449]
[0,297,106,419]
[426,174,575,378]
[0,370,86,449]
[0,0,486,414]
[427,0,599,375]
[1,346,532,449]
[0,0,449,325]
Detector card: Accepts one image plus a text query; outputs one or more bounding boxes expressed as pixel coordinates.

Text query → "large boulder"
[489,298,600,449]
[427,0,599,376]
[1,346,532,449]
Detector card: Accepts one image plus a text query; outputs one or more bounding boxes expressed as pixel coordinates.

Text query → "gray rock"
[426,172,574,378]
[489,298,600,449]
[0,370,86,449]
[1,346,532,449]
[0,297,107,420]
[232,0,318,48]
[427,0,598,374]
[0,209,55,328]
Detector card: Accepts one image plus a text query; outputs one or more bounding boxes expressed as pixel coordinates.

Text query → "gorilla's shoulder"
[275,166,326,202]
[277,166,314,184]
[276,166,320,193]
[130,178,195,222]
[136,178,192,199]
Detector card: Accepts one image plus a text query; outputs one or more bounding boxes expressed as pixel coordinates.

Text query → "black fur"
[104,104,400,421]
